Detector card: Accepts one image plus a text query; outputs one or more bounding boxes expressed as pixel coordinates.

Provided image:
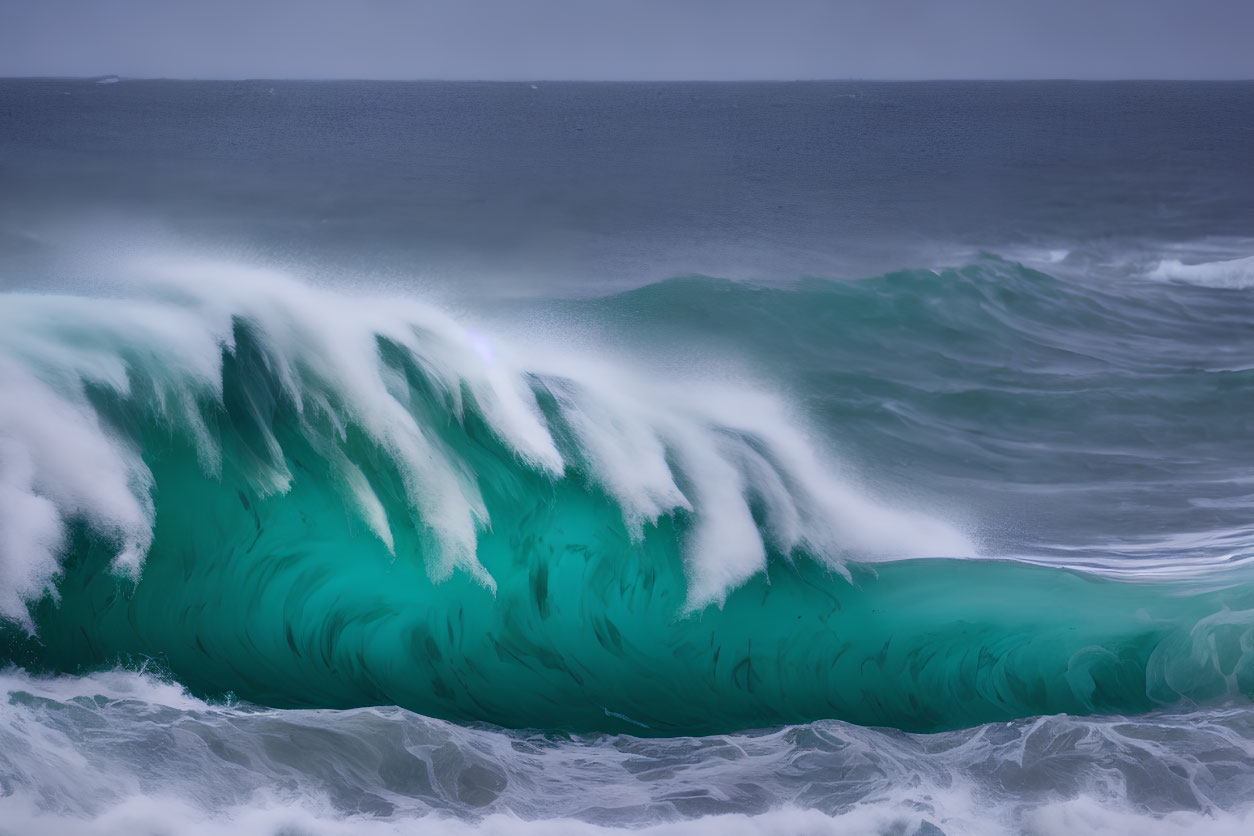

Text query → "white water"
[1,668,1252,836]
[1149,254,1254,289]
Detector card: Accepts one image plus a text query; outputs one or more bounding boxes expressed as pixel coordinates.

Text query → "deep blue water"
[3,80,1253,292]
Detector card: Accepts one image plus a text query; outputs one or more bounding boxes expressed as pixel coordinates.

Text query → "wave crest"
[1149,254,1254,288]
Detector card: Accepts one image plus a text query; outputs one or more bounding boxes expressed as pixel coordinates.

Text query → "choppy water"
[1,80,1253,834]
[4,668,1254,836]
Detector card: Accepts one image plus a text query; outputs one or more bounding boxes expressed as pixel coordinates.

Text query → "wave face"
[4,258,1254,736]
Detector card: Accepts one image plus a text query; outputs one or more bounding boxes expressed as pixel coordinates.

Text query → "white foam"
[1148,254,1254,289]
[0,665,210,712]
[1023,796,1254,836]
[0,796,892,836]
[0,359,154,625]
[1,783,1249,836]
[1008,247,1071,266]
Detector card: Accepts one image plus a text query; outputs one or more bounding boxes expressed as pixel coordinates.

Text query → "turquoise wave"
[3,261,1254,734]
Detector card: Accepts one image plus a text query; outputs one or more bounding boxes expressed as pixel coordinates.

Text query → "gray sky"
[3,0,1253,80]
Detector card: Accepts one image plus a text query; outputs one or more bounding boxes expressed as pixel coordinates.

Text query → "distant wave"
[1149,253,1254,288]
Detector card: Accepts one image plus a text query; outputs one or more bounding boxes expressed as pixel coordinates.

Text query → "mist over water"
[2,80,1254,834]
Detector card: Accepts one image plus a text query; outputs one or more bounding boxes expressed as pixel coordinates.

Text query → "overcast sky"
[2,0,1253,80]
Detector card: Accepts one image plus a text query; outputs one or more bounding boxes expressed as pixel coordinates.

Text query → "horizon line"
[5,75,1254,84]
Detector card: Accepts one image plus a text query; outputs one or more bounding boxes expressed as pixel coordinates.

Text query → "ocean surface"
[1,79,1254,834]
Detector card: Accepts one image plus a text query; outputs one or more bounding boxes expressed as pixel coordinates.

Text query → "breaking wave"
[3,258,1254,735]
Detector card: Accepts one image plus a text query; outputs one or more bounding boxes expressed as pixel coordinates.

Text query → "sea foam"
[1149,254,1254,289]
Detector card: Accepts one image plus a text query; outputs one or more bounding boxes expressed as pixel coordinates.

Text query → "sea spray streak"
[3,264,1254,734]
